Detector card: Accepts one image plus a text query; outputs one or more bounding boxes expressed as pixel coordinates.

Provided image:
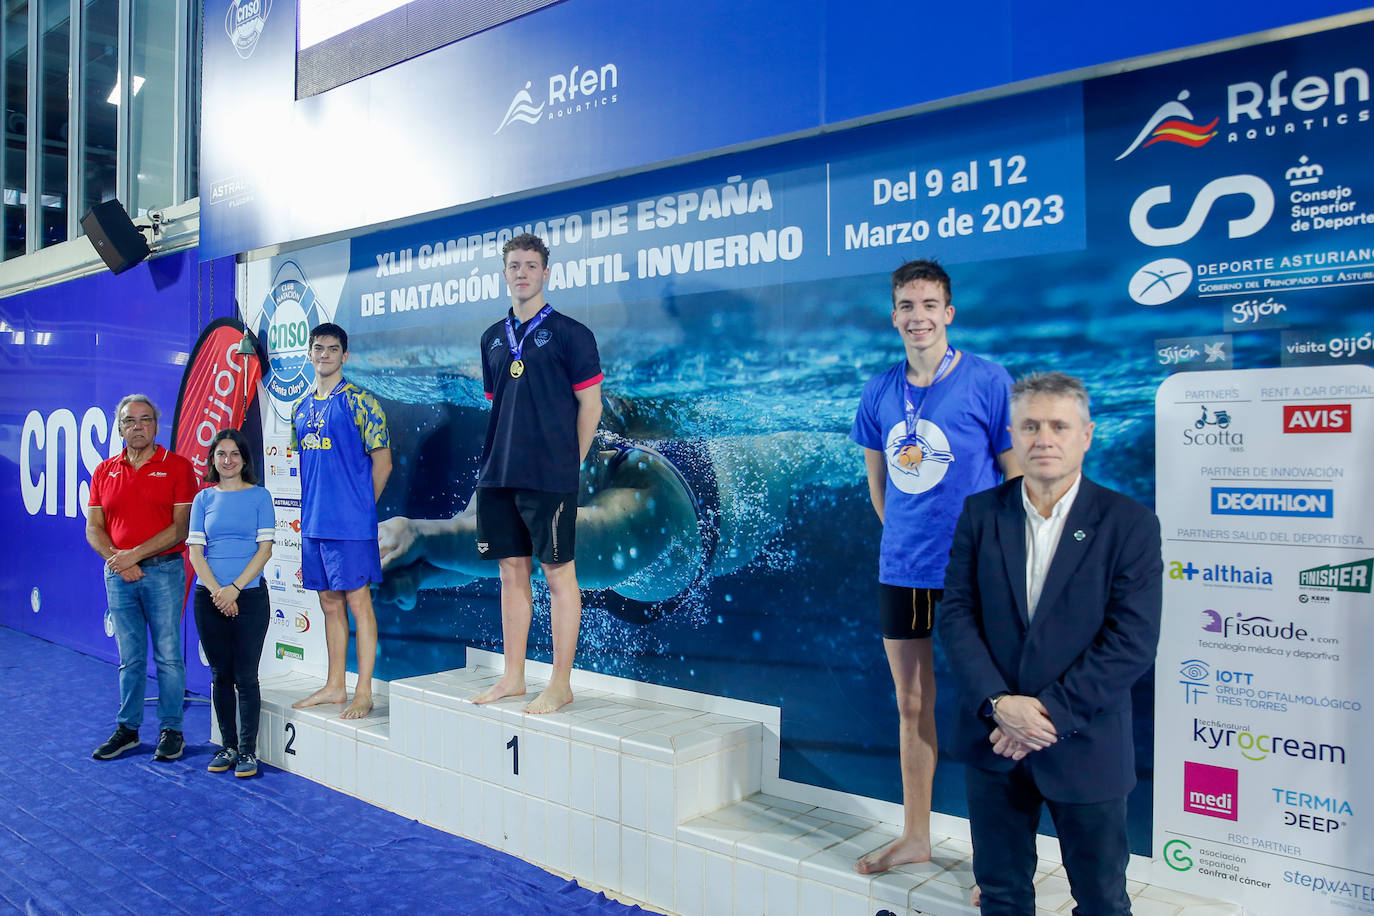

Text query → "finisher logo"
[1298,558,1372,593]
[883,420,954,495]
[1211,487,1332,518]
[1184,761,1239,820]
[1116,91,1219,160]
[495,62,619,135]
[225,0,272,60]
[256,260,329,422]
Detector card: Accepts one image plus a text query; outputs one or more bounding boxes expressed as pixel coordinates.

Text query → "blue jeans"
[104,558,186,731]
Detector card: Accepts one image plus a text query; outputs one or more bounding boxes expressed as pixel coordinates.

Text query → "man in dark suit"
[939,372,1162,915]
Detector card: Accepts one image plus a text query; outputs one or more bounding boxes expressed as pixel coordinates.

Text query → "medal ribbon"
[505,304,554,367]
[308,378,348,432]
[902,347,956,443]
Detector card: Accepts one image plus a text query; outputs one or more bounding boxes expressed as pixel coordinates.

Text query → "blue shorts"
[301,536,382,592]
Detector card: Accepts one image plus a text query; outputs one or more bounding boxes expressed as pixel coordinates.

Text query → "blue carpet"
[0,625,644,915]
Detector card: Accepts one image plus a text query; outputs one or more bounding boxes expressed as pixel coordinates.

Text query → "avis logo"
[1283,404,1351,433]
[1117,91,1219,160]
[224,0,272,60]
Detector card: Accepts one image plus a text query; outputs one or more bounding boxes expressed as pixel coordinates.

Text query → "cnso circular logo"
[257,260,327,421]
[1130,258,1194,305]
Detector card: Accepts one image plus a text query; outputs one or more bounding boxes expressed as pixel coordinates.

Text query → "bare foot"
[971,885,981,907]
[854,835,932,874]
[293,686,347,709]
[471,676,526,705]
[341,692,374,719]
[524,684,573,714]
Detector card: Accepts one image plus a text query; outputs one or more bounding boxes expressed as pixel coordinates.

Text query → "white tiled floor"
[252,667,1244,916]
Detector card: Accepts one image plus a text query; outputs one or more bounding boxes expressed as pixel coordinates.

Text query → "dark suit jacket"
[938,475,1162,804]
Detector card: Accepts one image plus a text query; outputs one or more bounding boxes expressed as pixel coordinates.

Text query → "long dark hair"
[203,428,258,485]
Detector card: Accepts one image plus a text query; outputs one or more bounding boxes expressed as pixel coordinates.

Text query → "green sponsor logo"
[1298,558,1372,593]
[275,642,304,661]
[1163,839,1194,871]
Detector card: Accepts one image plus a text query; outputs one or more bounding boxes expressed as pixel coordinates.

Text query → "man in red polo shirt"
[85,394,198,761]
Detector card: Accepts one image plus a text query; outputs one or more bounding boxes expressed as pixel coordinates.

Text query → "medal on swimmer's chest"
[504,304,553,380]
[902,347,956,443]
[302,379,347,447]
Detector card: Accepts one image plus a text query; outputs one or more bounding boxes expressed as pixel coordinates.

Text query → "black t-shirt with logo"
[478,307,603,493]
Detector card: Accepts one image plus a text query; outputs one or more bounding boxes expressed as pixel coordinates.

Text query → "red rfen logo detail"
[1283,404,1351,433]
[1184,760,1239,821]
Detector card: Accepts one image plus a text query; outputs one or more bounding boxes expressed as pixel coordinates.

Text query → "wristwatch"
[980,692,1009,721]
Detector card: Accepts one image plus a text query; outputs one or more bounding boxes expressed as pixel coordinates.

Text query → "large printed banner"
[241,19,1374,895]
[1155,366,1373,913]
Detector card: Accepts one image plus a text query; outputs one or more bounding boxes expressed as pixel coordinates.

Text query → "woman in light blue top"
[186,428,274,778]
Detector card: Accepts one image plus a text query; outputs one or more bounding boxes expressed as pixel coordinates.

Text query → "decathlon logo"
[1130,175,1274,247]
[225,0,272,59]
[495,63,619,134]
[1211,487,1332,518]
[1117,91,1219,160]
[1130,258,1193,305]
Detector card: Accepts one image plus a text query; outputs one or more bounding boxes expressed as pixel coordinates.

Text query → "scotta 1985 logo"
[225,0,272,60]
[256,260,329,421]
[494,62,619,134]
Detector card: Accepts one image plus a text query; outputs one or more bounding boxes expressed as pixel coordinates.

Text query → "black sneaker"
[207,747,239,773]
[234,752,258,779]
[92,726,139,760]
[153,729,185,761]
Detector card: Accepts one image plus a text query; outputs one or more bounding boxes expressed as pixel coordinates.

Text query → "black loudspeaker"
[81,199,150,274]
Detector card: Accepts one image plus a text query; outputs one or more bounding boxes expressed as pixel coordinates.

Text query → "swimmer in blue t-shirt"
[849,260,1020,875]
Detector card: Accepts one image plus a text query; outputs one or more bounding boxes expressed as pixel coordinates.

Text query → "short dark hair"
[203,428,258,485]
[890,259,952,306]
[309,322,348,352]
[1011,371,1092,423]
[502,232,550,269]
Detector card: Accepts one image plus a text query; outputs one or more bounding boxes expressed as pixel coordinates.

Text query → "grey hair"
[1010,372,1091,423]
[115,394,160,422]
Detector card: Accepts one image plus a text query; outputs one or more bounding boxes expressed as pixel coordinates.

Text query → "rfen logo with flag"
[1283,404,1351,433]
[1184,761,1238,820]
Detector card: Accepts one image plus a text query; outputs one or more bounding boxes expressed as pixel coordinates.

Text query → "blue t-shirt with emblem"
[479,307,603,494]
[850,353,1012,588]
[186,486,276,588]
[291,380,389,541]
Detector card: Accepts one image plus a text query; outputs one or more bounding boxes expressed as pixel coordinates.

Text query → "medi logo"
[1211,487,1332,517]
[1184,761,1239,820]
[1192,718,1346,765]
[494,62,619,134]
[1283,404,1351,433]
[1298,558,1372,593]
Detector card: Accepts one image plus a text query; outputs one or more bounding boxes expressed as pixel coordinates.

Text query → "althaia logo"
[1117,91,1219,160]
[495,63,619,134]
[1211,487,1332,517]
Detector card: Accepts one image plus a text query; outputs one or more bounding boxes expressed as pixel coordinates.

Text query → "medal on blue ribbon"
[505,304,553,379]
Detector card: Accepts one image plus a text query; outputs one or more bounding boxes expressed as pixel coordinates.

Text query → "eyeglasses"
[120,417,156,428]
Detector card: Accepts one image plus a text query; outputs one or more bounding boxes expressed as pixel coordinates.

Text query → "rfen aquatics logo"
[1211,487,1332,518]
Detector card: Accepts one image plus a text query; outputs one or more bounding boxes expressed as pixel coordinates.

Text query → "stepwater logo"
[1117,91,1219,160]
[495,62,619,134]
[1130,258,1193,305]
[275,642,304,661]
[1192,718,1346,765]
[225,0,272,59]
[1169,559,1274,589]
[1298,558,1372,593]
[1211,487,1332,517]
[1283,404,1351,433]
[1184,761,1238,820]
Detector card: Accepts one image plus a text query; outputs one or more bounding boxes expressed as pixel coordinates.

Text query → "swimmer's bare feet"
[341,691,374,720]
[971,885,981,907]
[293,686,347,709]
[471,676,526,705]
[854,835,933,874]
[524,684,573,715]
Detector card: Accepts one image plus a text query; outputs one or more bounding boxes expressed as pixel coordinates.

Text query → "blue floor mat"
[0,625,645,915]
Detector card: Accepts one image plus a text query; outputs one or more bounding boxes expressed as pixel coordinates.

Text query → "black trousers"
[193,583,269,755]
[966,763,1131,916]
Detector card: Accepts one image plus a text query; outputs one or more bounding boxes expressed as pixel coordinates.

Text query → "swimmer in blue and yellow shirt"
[290,321,392,719]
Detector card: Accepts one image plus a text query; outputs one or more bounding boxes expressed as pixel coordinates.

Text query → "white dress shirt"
[1023,474,1082,620]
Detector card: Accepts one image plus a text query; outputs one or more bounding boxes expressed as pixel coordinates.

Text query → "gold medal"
[510,359,525,378]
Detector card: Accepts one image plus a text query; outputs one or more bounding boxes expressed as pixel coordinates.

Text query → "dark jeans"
[966,763,1131,916]
[193,583,269,755]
